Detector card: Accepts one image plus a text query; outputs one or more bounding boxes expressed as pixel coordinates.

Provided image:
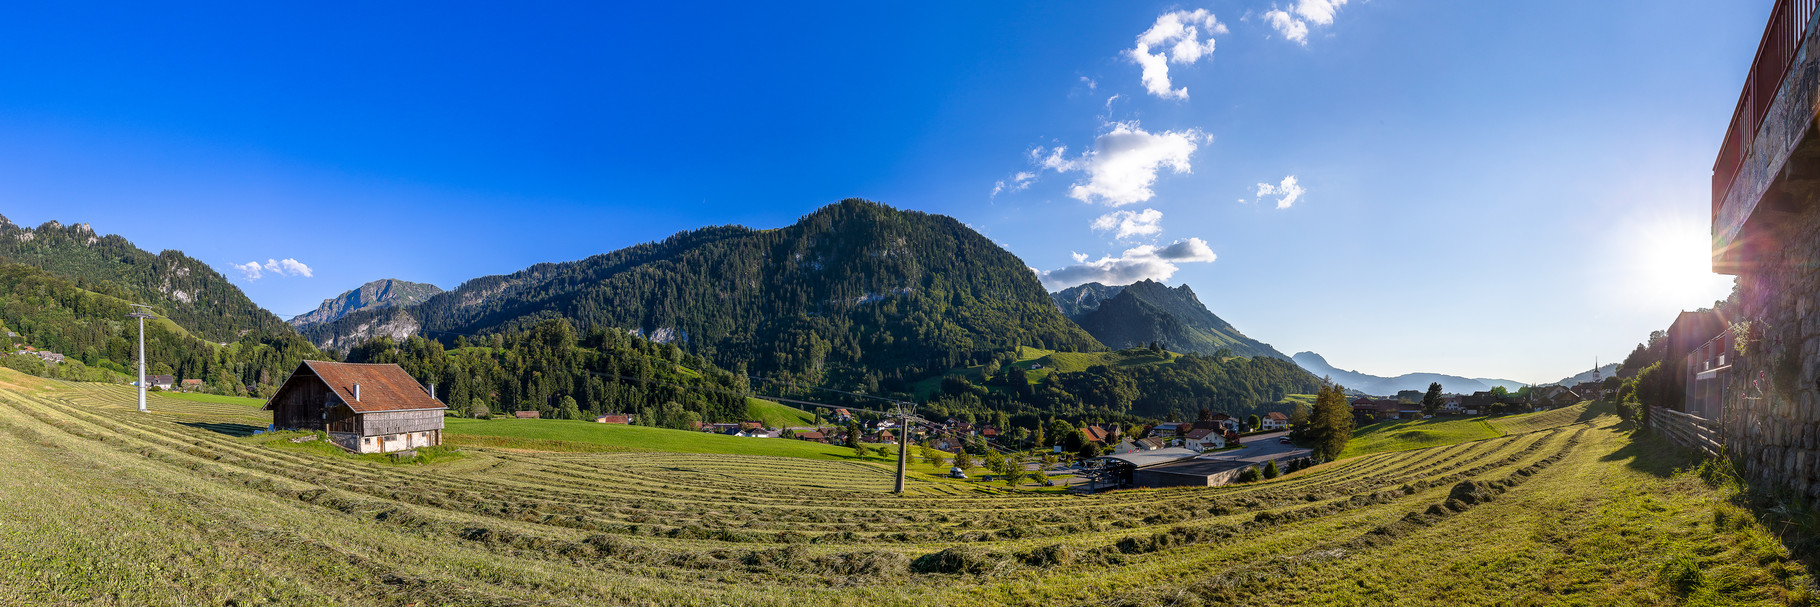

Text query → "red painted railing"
[1714,0,1818,217]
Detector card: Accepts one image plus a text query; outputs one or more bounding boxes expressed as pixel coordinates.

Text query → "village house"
[1439,395,1466,415]
[1147,422,1187,438]
[34,351,65,364]
[594,414,635,424]
[1183,427,1226,451]
[515,411,541,419]
[145,374,175,390]
[1350,397,1403,421]
[1261,411,1289,431]
[1081,424,1111,444]
[264,360,446,454]
[794,430,828,443]
[180,378,204,390]
[1463,392,1498,414]
[831,408,852,423]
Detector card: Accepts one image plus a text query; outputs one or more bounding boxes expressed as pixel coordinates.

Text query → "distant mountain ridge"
[289,279,442,328]
[1291,351,1526,396]
[1548,364,1621,387]
[1051,280,1289,360]
[300,200,1104,387]
[0,214,293,344]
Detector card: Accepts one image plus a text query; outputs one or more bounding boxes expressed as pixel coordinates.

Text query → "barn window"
[364,438,372,444]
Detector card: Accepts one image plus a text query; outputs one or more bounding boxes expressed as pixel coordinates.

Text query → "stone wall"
[1723,201,1820,500]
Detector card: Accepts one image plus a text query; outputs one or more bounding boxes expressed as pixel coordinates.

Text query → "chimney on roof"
[353,383,361,402]
[429,383,436,400]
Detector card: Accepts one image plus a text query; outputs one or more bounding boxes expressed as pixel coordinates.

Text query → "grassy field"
[910,346,1183,398]
[156,390,267,407]
[1339,401,1602,459]
[0,372,1807,605]
[745,397,818,428]
[443,417,896,461]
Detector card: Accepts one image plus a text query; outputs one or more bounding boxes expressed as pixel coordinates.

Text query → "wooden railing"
[1650,406,1721,457]
[1714,0,1818,216]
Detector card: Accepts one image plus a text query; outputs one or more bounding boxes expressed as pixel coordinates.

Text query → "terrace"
[1712,0,1820,273]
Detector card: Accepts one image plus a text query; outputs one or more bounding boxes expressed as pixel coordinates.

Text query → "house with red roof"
[264,360,447,454]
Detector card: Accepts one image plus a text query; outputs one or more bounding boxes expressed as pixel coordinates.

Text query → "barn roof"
[265,360,446,414]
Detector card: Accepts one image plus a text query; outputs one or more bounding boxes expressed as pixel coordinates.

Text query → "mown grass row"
[0,376,1804,606]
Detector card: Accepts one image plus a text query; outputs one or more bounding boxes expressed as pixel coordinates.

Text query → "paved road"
[1194,430,1311,464]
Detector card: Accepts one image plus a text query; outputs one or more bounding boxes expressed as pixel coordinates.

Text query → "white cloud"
[1265,0,1348,45]
[991,171,1039,199]
[1264,10,1308,44]
[1044,122,1204,206]
[1080,76,1097,90]
[232,261,263,280]
[1295,0,1347,25]
[239,257,313,280]
[1039,237,1218,290]
[1126,9,1228,100]
[1255,175,1305,209]
[1092,208,1165,239]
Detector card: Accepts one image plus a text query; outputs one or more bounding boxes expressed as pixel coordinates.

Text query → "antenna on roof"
[126,304,158,413]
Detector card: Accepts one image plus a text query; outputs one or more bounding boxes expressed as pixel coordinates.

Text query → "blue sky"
[1,1,1762,383]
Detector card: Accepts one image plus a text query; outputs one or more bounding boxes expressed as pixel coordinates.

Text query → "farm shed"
[264,360,446,454]
[1080,448,1200,490]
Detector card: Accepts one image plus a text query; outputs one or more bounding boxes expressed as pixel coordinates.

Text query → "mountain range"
[1290,351,1528,396]
[299,200,1103,389]
[289,279,442,328]
[1548,363,1620,388]
[1050,280,1289,360]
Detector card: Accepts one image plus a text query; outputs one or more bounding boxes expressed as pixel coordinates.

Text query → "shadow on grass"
[1576,400,1616,424]
[1599,425,1698,478]
[178,421,263,437]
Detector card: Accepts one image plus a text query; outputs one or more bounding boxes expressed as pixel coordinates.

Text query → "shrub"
[1236,467,1262,483]
[1263,460,1280,479]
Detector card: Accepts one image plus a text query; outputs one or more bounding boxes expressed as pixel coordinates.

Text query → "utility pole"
[127,305,157,413]
[894,401,909,494]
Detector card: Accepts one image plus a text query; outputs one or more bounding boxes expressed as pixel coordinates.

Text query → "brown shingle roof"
[302,360,446,414]
[1265,412,1288,420]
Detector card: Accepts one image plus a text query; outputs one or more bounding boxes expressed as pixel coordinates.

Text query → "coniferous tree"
[1421,382,1445,416]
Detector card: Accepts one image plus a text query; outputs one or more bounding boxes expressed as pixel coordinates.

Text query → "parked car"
[1278,437,1291,444]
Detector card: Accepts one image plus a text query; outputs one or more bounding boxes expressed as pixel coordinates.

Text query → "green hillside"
[303,200,1105,393]
[917,345,1323,422]
[0,216,297,344]
[0,263,323,393]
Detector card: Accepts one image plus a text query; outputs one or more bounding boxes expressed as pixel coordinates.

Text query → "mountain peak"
[290,279,443,328]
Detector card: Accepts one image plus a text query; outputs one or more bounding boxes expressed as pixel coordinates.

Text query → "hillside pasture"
[1340,416,1502,459]
[0,377,1806,606]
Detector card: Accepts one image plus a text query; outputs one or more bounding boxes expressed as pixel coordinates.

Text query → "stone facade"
[1722,201,1820,500]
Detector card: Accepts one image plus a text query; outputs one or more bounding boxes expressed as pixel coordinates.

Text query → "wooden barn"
[264,360,447,454]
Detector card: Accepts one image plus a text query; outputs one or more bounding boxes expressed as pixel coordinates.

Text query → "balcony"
[1712,0,1820,274]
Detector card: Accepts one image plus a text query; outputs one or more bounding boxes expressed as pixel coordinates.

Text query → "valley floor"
[0,374,1809,606]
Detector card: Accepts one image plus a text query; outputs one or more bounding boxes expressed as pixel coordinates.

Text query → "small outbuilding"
[264,360,446,454]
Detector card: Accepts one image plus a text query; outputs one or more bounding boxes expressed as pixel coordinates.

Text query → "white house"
[1183,428,1226,451]
[1261,412,1289,431]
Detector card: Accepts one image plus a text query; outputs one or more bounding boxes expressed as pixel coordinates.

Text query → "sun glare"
[1629,219,1733,312]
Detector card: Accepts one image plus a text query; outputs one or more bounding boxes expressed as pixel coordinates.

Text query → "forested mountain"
[0,216,294,344]
[289,279,442,328]
[302,200,1104,395]
[925,347,1323,424]
[1290,351,1525,396]
[0,263,325,395]
[1053,280,1288,360]
[344,319,760,427]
